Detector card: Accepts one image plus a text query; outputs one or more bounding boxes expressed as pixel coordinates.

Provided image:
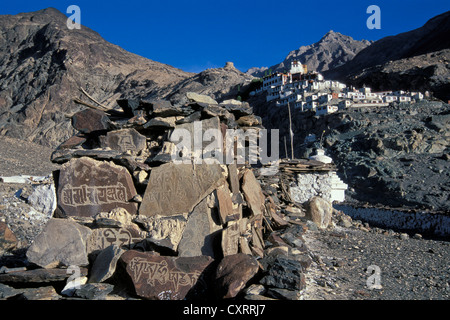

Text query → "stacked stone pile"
[0,92,335,301]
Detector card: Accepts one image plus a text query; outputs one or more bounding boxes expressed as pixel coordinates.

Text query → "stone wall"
[289,171,348,204]
[335,204,450,237]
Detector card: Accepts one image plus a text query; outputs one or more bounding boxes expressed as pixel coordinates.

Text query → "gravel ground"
[301,225,450,300]
[0,136,59,177]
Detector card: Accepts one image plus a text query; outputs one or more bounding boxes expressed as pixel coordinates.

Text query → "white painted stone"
[290,171,347,204]
[309,149,333,164]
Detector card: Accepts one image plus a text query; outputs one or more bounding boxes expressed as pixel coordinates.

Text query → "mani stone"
[56,157,138,218]
[120,250,213,300]
[139,163,225,217]
[170,116,222,158]
[177,196,222,259]
[86,226,145,254]
[72,108,112,134]
[26,218,92,268]
[99,128,147,153]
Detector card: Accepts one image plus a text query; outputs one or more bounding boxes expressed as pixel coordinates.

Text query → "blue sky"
[2,1,449,73]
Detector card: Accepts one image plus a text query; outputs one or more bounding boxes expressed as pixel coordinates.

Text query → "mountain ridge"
[0,8,253,148]
[247,30,372,77]
[323,11,450,101]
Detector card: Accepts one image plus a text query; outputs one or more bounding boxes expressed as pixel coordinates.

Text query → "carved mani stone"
[99,128,147,153]
[72,108,112,134]
[56,157,138,218]
[120,250,213,300]
[177,196,222,259]
[139,163,225,217]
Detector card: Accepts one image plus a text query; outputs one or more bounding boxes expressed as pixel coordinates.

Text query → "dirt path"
[301,225,450,300]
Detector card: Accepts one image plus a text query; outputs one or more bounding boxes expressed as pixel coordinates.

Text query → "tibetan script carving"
[120,251,213,300]
[129,257,201,292]
[56,157,138,217]
[140,163,225,217]
[86,228,141,253]
[61,183,127,207]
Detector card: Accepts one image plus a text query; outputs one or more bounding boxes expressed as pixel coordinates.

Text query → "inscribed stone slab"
[56,157,138,217]
[139,163,225,217]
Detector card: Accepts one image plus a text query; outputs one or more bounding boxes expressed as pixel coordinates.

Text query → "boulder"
[260,257,306,291]
[56,157,138,218]
[236,115,262,127]
[120,250,214,300]
[26,218,92,268]
[116,99,140,117]
[27,183,57,217]
[304,196,333,229]
[58,134,87,149]
[214,253,259,299]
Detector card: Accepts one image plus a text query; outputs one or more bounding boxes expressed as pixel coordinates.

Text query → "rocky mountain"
[324,11,450,102]
[247,31,372,77]
[0,8,252,148]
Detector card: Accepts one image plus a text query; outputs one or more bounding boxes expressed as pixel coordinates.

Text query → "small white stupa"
[309,149,333,164]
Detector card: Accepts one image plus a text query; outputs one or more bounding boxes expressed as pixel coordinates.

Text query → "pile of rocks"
[0,92,328,300]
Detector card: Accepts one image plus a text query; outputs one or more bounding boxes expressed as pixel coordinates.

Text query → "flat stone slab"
[72,108,112,134]
[139,163,225,217]
[0,267,88,283]
[86,226,145,253]
[56,157,138,218]
[26,218,92,268]
[241,169,265,217]
[99,128,147,153]
[177,196,222,259]
[120,250,213,300]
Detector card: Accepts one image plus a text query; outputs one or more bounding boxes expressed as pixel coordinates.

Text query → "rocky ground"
[301,223,450,300]
[252,97,450,213]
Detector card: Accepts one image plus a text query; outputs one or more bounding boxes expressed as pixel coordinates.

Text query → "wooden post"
[284,136,288,160]
[288,102,294,159]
